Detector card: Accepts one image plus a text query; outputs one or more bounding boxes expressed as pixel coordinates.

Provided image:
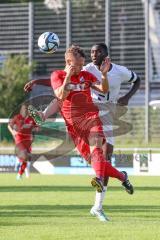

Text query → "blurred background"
[0,0,160,175]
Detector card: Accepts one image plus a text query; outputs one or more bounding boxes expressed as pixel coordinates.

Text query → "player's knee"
[104,152,112,163]
[22,153,30,162]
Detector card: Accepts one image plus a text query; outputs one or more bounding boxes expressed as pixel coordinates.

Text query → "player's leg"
[28,99,59,125]
[17,160,27,180]
[43,99,60,120]
[90,105,115,221]
[28,105,45,125]
[14,157,21,172]
[73,134,109,221]
[102,142,113,185]
[25,161,31,178]
[16,152,28,180]
[89,132,134,194]
[89,136,120,187]
[15,141,31,180]
[90,142,113,221]
[75,124,134,195]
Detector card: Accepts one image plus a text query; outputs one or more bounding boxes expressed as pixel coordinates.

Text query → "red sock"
[91,147,125,181]
[104,161,125,182]
[91,147,107,178]
[18,162,27,175]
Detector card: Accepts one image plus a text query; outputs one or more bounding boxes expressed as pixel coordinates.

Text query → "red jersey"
[10,114,36,144]
[51,70,100,124]
[51,70,105,161]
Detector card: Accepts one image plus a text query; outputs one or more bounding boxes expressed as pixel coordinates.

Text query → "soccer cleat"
[90,207,110,222]
[121,171,134,195]
[16,174,22,180]
[91,177,104,192]
[28,105,44,125]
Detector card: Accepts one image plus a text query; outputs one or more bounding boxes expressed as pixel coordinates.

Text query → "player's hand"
[65,65,76,77]
[24,80,35,92]
[100,57,111,75]
[117,96,129,106]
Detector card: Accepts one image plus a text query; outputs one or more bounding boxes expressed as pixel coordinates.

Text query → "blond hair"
[65,45,86,60]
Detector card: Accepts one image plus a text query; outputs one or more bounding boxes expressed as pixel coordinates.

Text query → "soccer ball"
[38,32,60,53]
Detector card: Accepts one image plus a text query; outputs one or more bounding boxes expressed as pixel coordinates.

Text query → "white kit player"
[83,43,140,222]
[24,43,140,222]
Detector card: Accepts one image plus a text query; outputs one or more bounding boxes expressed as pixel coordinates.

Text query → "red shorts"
[15,140,32,155]
[67,115,105,162]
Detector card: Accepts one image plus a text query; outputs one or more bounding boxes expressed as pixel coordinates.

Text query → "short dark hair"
[94,43,108,56]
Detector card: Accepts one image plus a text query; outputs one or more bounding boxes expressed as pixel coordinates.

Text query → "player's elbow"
[58,95,65,100]
[101,86,109,94]
[54,89,61,100]
[103,88,109,94]
[55,92,67,101]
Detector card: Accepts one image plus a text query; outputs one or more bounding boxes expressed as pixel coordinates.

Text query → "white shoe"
[90,207,110,222]
[16,174,22,180]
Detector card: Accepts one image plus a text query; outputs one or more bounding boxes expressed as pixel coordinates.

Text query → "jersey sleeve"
[83,65,89,71]
[51,71,64,90]
[120,66,138,83]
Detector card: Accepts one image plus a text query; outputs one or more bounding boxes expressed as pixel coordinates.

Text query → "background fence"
[0,0,160,145]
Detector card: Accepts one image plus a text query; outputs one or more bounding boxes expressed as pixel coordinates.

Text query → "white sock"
[25,169,29,178]
[43,99,59,120]
[25,162,31,178]
[94,186,107,210]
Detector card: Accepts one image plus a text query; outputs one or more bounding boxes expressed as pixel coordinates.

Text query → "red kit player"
[8,104,38,179]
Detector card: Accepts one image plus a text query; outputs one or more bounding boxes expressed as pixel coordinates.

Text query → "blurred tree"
[0,55,35,117]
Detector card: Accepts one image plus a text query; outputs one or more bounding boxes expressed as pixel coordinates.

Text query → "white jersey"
[83,62,137,103]
[83,62,138,145]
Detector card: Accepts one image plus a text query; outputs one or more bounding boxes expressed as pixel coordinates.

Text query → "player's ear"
[101,52,107,60]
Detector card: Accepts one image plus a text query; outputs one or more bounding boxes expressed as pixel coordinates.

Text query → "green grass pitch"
[0,174,160,240]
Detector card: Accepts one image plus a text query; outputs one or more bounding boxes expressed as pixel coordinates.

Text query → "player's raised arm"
[24,78,51,92]
[91,57,110,93]
[53,66,73,100]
